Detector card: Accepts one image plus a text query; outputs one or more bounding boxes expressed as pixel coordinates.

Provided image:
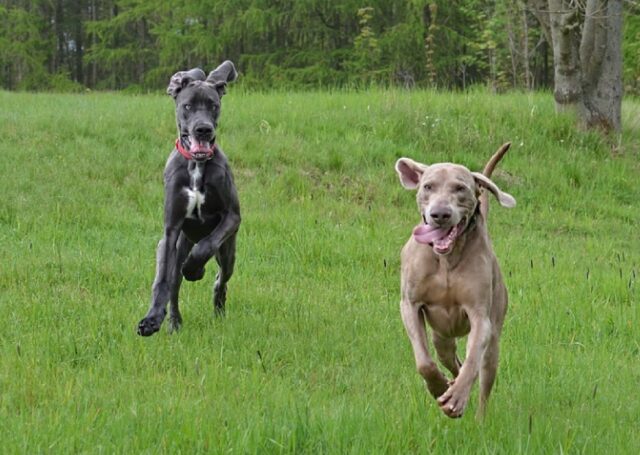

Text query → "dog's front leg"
[181,211,240,281]
[137,226,182,336]
[400,299,449,399]
[437,309,491,418]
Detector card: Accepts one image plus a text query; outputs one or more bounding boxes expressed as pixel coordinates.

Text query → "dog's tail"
[479,142,511,220]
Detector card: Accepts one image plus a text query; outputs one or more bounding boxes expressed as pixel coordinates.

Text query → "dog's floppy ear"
[206,60,238,96]
[395,158,427,190]
[472,172,516,208]
[167,68,206,98]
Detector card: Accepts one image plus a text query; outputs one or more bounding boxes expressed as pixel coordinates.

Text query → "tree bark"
[528,0,623,132]
[72,0,84,84]
[548,0,583,107]
[579,0,623,131]
[522,4,532,89]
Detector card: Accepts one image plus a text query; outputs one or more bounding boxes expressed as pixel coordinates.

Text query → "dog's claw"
[437,384,469,418]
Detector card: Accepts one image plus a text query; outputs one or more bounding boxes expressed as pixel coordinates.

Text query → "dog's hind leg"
[433,333,462,379]
[212,234,236,316]
[168,232,193,332]
[478,333,500,418]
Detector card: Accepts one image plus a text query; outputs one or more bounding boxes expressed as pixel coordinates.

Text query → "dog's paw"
[182,261,205,281]
[168,316,182,333]
[183,266,205,281]
[421,367,449,399]
[137,317,161,337]
[213,302,226,317]
[437,384,470,418]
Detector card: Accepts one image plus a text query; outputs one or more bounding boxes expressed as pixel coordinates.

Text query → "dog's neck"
[187,161,206,191]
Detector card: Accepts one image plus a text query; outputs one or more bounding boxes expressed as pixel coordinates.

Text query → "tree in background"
[351,6,382,83]
[0,0,637,106]
[86,0,162,90]
[0,3,48,89]
[527,0,624,132]
[622,2,640,95]
[423,2,437,86]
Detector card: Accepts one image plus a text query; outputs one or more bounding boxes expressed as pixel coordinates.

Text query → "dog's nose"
[194,124,214,137]
[430,206,452,223]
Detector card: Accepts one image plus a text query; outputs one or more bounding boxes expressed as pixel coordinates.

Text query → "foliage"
[623,3,640,96]
[350,7,382,83]
[0,4,48,90]
[0,0,636,92]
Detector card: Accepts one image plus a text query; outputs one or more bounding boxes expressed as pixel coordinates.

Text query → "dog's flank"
[137,61,240,337]
[395,143,515,418]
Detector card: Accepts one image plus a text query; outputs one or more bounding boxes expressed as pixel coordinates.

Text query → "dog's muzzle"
[176,137,216,161]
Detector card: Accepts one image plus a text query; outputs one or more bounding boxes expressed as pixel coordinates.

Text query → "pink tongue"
[412,224,450,245]
[190,139,213,154]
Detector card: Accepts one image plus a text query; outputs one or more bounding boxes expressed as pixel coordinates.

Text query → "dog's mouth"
[182,135,215,161]
[412,216,468,255]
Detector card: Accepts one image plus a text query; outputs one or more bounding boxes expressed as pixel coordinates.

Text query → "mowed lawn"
[0,88,638,453]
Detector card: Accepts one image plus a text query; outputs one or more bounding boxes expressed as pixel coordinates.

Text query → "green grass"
[0,88,639,453]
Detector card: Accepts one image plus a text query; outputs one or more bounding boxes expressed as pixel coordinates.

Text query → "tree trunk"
[53,0,65,74]
[528,0,623,132]
[579,0,623,131]
[72,0,84,84]
[548,0,583,108]
[507,6,518,87]
[90,0,97,88]
[522,5,531,90]
[423,4,438,87]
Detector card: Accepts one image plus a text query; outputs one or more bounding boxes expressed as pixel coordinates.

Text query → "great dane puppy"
[137,61,240,336]
[395,143,515,418]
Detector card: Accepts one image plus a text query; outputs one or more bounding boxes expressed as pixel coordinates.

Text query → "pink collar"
[175,138,217,161]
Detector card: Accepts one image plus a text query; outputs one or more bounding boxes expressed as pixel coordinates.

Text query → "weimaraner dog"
[137,61,240,336]
[395,143,516,418]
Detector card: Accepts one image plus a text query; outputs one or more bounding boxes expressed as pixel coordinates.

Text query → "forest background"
[1,0,639,94]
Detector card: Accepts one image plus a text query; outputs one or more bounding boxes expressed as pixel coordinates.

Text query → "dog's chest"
[415,277,471,337]
[406,259,473,336]
[184,163,206,220]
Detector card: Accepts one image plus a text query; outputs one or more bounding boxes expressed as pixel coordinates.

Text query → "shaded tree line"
[0,0,638,94]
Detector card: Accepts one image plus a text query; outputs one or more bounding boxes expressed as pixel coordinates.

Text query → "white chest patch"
[185,163,206,220]
[185,188,205,220]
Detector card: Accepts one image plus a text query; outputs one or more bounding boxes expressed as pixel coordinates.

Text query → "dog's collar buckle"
[175,138,216,161]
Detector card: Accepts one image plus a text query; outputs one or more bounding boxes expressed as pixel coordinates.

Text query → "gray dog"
[137,61,240,336]
[395,144,515,418]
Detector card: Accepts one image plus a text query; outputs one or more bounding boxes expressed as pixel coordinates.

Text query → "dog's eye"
[454,184,466,192]
[184,104,192,111]
[423,183,432,191]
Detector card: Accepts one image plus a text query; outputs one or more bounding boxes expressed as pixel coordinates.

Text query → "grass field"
[1,88,639,453]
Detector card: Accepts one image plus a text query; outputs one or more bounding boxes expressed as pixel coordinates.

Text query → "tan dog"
[395,143,515,418]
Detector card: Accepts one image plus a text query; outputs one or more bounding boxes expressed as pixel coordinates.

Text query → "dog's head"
[395,158,515,255]
[167,61,238,161]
